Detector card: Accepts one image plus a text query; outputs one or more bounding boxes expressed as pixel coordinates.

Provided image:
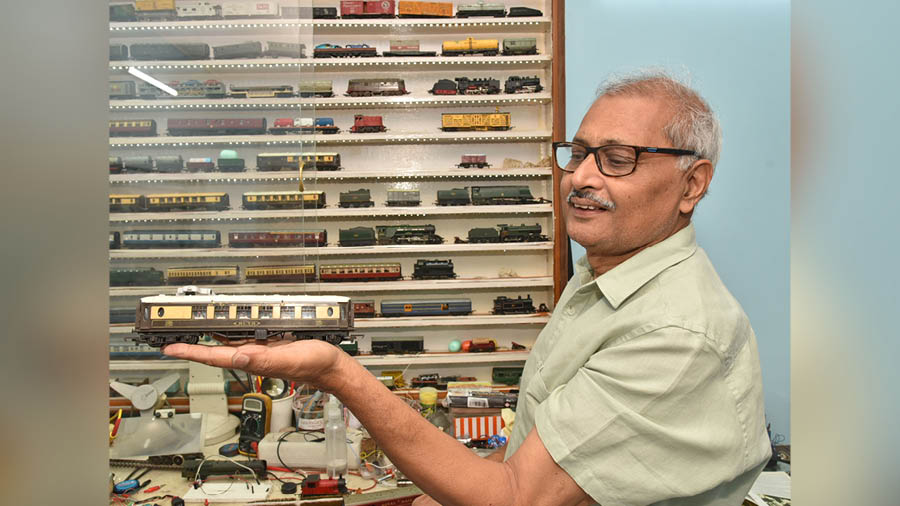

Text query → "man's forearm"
[331,353,517,506]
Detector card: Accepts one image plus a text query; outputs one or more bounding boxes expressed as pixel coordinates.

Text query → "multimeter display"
[238,393,272,457]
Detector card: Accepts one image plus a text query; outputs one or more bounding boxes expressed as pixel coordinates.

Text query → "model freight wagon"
[383,40,436,57]
[397,1,452,18]
[440,112,511,131]
[298,80,334,97]
[340,0,396,18]
[441,37,499,56]
[455,1,506,17]
[133,292,353,347]
[502,37,538,56]
[386,189,421,206]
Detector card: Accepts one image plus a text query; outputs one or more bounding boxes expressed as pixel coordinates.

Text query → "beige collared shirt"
[505,224,771,505]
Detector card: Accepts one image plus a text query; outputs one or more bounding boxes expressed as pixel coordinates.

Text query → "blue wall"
[564,0,790,439]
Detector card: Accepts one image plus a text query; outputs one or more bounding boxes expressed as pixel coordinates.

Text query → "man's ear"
[679,159,714,214]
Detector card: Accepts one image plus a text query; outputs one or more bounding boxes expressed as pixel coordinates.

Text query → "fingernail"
[233,354,250,368]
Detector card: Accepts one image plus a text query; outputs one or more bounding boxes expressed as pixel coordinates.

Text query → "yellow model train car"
[441,37,499,56]
[242,191,326,210]
[441,112,511,131]
[166,266,240,285]
[245,264,317,283]
[144,192,230,212]
[398,1,453,18]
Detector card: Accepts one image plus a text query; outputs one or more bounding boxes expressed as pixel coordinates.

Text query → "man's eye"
[570,151,588,160]
[607,157,634,166]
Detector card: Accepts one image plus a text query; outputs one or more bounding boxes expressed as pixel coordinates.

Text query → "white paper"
[750,471,791,499]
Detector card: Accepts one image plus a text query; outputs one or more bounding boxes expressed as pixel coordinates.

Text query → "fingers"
[163,343,264,372]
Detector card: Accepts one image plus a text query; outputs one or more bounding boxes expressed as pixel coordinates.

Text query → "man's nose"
[569,155,604,188]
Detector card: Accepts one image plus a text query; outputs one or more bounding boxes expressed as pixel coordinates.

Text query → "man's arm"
[163,341,592,506]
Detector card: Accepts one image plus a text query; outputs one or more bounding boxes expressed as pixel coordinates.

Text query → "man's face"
[561,94,694,261]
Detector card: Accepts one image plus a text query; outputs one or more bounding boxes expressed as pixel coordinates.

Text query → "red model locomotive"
[349,114,387,133]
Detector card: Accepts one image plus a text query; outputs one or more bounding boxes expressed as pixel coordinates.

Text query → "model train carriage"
[133,293,353,347]
[376,224,443,244]
[110,194,148,212]
[499,223,548,242]
[245,264,317,283]
[471,185,538,205]
[371,336,425,354]
[213,41,264,59]
[167,118,267,136]
[320,262,403,282]
[242,191,326,210]
[350,115,387,133]
[110,231,122,249]
[380,298,472,317]
[440,112,511,131]
[339,188,374,208]
[412,259,456,279]
[129,42,211,60]
[313,43,378,58]
[228,230,327,248]
[339,227,377,247]
[340,0,396,18]
[257,152,341,171]
[398,1,453,18]
[492,295,536,314]
[110,268,166,287]
[229,84,294,99]
[109,119,158,137]
[386,189,421,206]
[346,78,409,96]
[504,75,543,94]
[109,81,137,99]
[145,193,230,212]
[436,188,471,206]
[298,80,334,97]
[502,37,538,56]
[456,1,506,17]
[166,266,240,285]
[441,37,499,56]
[121,230,221,249]
[265,41,306,58]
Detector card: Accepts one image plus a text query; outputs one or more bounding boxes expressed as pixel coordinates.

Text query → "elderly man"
[164,71,771,505]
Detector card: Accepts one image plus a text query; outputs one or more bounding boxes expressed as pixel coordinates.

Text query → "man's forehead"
[574,94,673,146]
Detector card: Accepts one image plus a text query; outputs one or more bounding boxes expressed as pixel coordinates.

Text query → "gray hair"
[596,69,722,170]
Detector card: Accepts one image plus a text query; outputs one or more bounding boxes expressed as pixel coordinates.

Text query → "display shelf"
[109,55,551,73]
[108,203,553,223]
[109,167,552,185]
[109,241,553,261]
[109,276,553,298]
[109,17,551,36]
[109,349,530,373]
[109,129,551,148]
[109,92,552,112]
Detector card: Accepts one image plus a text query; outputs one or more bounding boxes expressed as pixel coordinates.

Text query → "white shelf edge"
[108,203,553,223]
[109,241,553,260]
[109,92,552,112]
[109,166,552,185]
[109,17,551,34]
[109,55,551,73]
[109,129,552,148]
[109,276,554,297]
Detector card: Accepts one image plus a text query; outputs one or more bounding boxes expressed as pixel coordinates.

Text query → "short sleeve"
[534,327,750,506]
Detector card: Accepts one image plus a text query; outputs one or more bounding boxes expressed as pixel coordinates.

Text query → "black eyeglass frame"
[552,141,698,177]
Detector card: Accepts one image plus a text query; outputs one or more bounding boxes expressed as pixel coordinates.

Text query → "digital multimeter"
[238,393,272,457]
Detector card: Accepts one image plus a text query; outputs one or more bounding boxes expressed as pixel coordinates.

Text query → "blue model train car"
[121,230,222,249]
[380,298,473,317]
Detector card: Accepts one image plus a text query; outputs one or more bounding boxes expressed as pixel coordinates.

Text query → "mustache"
[566,190,616,211]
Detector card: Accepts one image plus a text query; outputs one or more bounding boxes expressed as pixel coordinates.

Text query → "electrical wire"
[192,455,260,495]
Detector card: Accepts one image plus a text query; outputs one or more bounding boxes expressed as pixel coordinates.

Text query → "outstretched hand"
[162,339,347,392]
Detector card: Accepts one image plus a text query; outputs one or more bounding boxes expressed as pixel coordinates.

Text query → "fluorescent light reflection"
[127,67,178,96]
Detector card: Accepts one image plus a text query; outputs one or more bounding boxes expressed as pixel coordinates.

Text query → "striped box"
[453,415,504,439]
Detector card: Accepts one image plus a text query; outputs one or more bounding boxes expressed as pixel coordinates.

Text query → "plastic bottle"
[419,387,452,434]
[325,395,348,478]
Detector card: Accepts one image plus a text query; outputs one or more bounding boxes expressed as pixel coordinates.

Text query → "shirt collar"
[575,223,698,309]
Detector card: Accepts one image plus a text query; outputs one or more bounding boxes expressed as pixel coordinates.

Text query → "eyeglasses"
[552,141,697,177]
